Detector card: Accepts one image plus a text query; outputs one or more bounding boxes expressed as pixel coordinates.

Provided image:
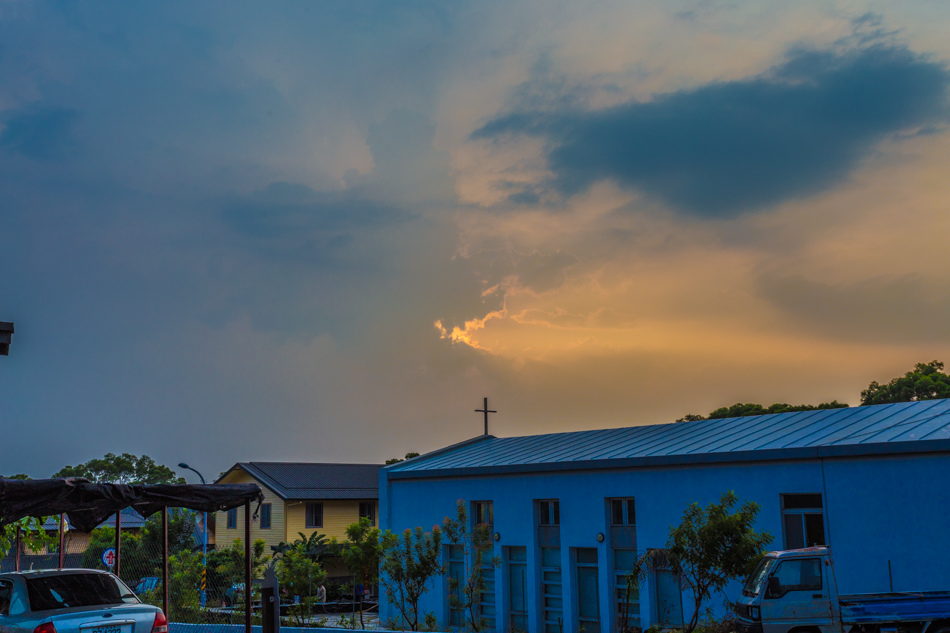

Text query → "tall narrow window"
[260,503,272,530]
[446,545,465,627]
[359,501,376,526]
[613,549,640,631]
[472,500,494,528]
[610,498,636,526]
[227,508,237,529]
[540,547,563,633]
[306,502,324,529]
[781,494,826,549]
[506,547,528,632]
[575,548,600,633]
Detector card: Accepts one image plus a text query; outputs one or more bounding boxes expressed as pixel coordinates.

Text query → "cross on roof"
[475,397,497,436]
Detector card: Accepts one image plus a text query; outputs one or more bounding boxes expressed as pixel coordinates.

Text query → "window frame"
[472,500,494,529]
[538,499,560,527]
[226,507,237,529]
[306,502,324,529]
[359,501,376,526]
[609,497,636,526]
[780,493,826,549]
[259,503,272,530]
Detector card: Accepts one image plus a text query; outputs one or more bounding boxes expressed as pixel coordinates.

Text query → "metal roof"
[42,507,147,531]
[223,462,382,500]
[387,399,950,479]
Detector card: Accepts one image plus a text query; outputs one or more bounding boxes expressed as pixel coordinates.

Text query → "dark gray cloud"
[474,44,950,217]
[0,108,79,160]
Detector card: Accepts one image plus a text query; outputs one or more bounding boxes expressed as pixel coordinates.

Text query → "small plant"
[380,526,444,631]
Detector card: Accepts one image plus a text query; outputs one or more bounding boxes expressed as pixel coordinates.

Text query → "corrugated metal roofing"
[387,399,950,478]
[234,462,382,500]
[42,507,147,531]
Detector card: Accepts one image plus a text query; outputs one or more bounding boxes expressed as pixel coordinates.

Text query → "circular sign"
[102,547,117,568]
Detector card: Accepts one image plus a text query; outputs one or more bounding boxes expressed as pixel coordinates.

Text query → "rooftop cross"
[475,397,497,436]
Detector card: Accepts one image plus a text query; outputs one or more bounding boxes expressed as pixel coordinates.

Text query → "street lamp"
[178,462,208,608]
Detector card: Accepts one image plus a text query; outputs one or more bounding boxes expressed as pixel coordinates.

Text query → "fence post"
[114,511,122,578]
[162,508,169,619]
[15,526,20,572]
[58,514,65,568]
[245,501,252,633]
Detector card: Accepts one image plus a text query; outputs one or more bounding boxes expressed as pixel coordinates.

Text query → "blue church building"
[380,399,950,633]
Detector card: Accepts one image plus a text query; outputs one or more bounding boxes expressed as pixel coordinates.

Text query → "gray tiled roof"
[224,462,382,500]
[387,399,950,478]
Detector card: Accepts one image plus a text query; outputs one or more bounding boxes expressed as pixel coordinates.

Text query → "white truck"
[736,548,950,633]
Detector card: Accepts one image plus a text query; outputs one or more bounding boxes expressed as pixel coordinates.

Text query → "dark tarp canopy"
[0,477,263,531]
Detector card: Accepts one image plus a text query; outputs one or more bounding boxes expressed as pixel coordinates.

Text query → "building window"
[506,547,528,632]
[227,508,237,529]
[260,503,272,530]
[613,549,640,630]
[472,500,493,528]
[781,493,826,549]
[610,498,636,526]
[575,548,601,633]
[539,500,560,526]
[359,501,376,526]
[306,502,324,529]
[446,545,465,627]
[540,547,563,633]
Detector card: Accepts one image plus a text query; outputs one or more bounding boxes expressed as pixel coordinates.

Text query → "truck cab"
[736,547,840,633]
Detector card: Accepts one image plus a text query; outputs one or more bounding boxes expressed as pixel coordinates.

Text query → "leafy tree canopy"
[677,401,848,423]
[52,453,185,484]
[861,360,950,406]
[385,452,421,466]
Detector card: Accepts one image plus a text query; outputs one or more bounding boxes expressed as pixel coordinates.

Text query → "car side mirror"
[766,576,784,599]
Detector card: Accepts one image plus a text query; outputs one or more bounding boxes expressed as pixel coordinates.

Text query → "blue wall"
[380,451,950,632]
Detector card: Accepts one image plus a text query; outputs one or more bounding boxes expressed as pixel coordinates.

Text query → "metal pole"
[245,501,252,633]
[201,511,207,607]
[115,511,122,578]
[15,525,21,572]
[58,514,65,568]
[162,508,169,619]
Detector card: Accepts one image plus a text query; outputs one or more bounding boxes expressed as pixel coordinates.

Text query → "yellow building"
[213,462,381,552]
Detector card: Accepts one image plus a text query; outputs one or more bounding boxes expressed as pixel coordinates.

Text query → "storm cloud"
[474,45,950,217]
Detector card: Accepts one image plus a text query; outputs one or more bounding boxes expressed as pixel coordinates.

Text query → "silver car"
[0,569,166,633]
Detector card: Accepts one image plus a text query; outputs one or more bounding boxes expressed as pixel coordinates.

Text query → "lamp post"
[178,462,208,608]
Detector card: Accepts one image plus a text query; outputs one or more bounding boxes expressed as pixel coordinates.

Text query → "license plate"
[92,626,124,633]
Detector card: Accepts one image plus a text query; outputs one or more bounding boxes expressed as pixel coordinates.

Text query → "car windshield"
[27,573,139,611]
[743,557,775,597]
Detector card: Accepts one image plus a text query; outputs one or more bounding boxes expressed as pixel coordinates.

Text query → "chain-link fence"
[0,512,382,631]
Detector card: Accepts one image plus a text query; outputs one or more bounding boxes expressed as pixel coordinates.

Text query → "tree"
[385,452,421,466]
[52,453,186,484]
[277,541,327,626]
[380,526,444,631]
[677,401,848,423]
[271,531,335,562]
[861,360,950,405]
[441,500,500,633]
[341,517,383,629]
[630,491,773,633]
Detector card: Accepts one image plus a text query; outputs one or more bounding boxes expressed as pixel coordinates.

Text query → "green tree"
[441,500,500,633]
[271,531,335,563]
[380,526,444,631]
[277,542,327,626]
[385,452,421,466]
[630,491,772,633]
[0,517,55,561]
[861,360,950,405]
[342,517,383,629]
[677,401,848,423]
[52,453,186,484]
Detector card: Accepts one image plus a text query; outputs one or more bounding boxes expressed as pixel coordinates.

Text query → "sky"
[2,1,950,480]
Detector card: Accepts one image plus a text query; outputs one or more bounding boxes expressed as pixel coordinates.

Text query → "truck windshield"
[743,557,774,597]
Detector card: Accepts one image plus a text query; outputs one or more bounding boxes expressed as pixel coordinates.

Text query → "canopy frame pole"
[15,526,21,571]
[245,500,252,633]
[162,508,169,618]
[58,514,65,568]
[114,510,122,578]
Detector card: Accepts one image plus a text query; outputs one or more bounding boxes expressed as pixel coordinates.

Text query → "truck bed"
[840,591,950,624]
